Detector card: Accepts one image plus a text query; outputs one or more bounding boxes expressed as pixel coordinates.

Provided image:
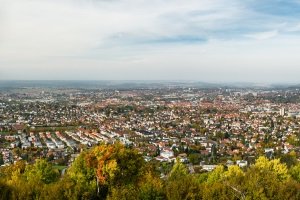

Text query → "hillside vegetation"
[1,143,300,200]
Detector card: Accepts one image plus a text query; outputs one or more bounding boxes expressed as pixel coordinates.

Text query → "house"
[177,153,188,163]
[202,165,217,172]
[155,156,168,162]
[237,160,248,168]
[160,147,174,159]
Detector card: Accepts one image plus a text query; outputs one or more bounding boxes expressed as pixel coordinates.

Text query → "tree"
[84,143,145,198]
[223,165,244,183]
[290,163,300,182]
[280,151,298,168]
[168,160,188,181]
[0,154,4,165]
[275,180,300,200]
[223,165,245,199]
[254,156,290,181]
[188,153,201,165]
[1,144,300,200]
[25,159,59,184]
[166,161,202,200]
[138,171,165,200]
[206,165,225,184]
[86,143,144,186]
[242,166,279,199]
[0,180,11,200]
[202,182,237,200]
[108,184,139,200]
[66,152,97,199]
[0,160,26,178]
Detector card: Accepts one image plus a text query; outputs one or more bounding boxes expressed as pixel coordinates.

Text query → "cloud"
[286,23,300,32]
[245,30,278,40]
[1,0,300,82]
[0,0,245,59]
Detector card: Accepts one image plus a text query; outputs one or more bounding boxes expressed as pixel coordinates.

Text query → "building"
[237,160,248,168]
[202,165,217,172]
[280,108,285,116]
[160,148,174,159]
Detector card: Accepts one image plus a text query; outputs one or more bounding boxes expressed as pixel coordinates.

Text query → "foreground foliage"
[1,143,300,200]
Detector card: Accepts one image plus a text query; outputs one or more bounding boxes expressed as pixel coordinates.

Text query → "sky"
[1,0,300,83]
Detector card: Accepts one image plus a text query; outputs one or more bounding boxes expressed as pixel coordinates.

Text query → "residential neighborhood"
[1,84,300,175]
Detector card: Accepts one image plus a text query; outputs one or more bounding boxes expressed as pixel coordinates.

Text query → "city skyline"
[1,0,300,82]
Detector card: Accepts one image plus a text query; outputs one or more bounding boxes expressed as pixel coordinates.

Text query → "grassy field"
[0,132,11,135]
[29,126,78,132]
[53,165,68,171]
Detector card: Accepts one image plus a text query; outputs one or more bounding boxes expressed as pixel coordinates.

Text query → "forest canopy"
[0,143,300,200]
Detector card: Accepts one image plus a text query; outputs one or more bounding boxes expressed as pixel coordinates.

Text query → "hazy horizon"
[1,80,300,87]
[1,0,300,82]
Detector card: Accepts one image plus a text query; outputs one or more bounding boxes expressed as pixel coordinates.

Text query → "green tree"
[223,165,245,199]
[166,161,201,200]
[168,160,188,181]
[243,166,278,199]
[25,159,60,184]
[0,154,4,165]
[202,182,237,200]
[254,156,290,181]
[0,180,11,200]
[206,165,225,184]
[188,153,201,165]
[67,151,98,199]
[138,171,165,200]
[280,151,298,168]
[290,163,300,182]
[108,184,139,200]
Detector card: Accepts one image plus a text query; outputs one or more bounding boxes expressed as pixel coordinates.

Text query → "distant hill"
[0,80,299,90]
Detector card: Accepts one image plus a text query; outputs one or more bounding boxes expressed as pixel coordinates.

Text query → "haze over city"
[1,0,300,82]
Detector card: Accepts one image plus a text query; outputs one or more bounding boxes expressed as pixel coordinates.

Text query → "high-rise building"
[280,108,285,116]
